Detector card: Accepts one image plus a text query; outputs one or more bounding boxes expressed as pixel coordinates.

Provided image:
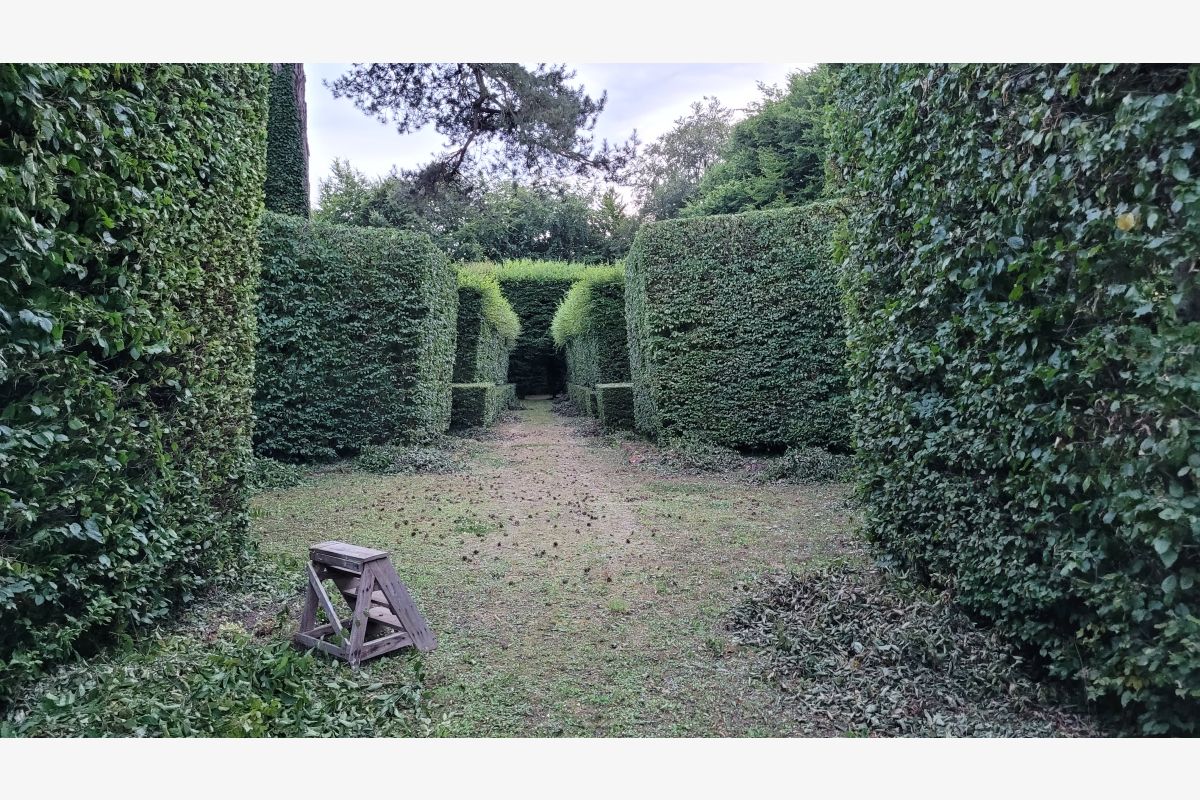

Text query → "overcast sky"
[305,63,811,206]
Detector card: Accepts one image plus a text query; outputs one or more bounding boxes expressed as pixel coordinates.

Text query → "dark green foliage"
[264,63,309,217]
[595,383,634,431]
[567,383,595,415]
[683,69,828,218]
[551,267,630,397]
[450,383,511,428]
[829,63,1200,734]
[625,202,849,450]
[254,213,457,460]
[246,457,307,495]
[0,63,268,700]
[463,261,591,396]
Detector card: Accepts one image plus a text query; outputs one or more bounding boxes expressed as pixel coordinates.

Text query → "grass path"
[253,399,858,735]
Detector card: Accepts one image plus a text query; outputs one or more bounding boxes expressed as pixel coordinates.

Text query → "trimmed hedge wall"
[464,260,589,396]
[450,383,515,429]
[454,269,519,385]
[595,383,635,431]
[625,202,849,450]
[551,267,630,403]
[264,63,310,217]
[0,64,268,699]
[829,64,1200,733]
[567,383,596,416]
[255,213,457,460]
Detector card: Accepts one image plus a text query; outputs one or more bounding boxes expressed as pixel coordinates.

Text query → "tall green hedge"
[829,63,1200,733]
[625,202,849,450]
[264,63,309,217]
[551,266,630,392]
[255,213,457,460]
[0,63,268,700]
[462,260,588,396]
[454,269,520,385]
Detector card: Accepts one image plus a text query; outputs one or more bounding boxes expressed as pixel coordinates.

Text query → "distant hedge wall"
[551,266,630,394]
[450,383,515,429]
[829,63,1200,734]
[625,202,848,450]
[255,213,456,460]
[264,63,309,217]
[454,269,520,385]
[464,260,588,396]
[0,63,268,700]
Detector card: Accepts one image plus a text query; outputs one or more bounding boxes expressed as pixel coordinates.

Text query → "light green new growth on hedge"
[551,266,630,409]
[829,63,1200,734]
[461,259,594,396]
[0,63,268,701]
[624,201,849,451]
[454,268,520,387]
[255,213,457,460]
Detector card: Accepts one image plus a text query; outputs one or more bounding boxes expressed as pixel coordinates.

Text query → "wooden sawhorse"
[293,541,436,665]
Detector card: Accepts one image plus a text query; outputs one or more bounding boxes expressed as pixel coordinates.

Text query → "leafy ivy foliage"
[828,64,1200,734]
[264,63,310,217]
[461,260,593,396]
[254,213,457,461]
[550,266,630,389]
[0,64,267,702]
[625,202,849,451]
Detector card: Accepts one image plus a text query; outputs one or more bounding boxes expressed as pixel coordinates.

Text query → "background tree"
[682,68,829,217]
[314,160,637,263]
[625,96,733,221]
[329,63,635,191]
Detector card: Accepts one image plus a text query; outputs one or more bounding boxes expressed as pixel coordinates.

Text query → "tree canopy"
[682,69,829,217]
[315,160,635,264]
[329,63,635,191]
[625,96,733,221]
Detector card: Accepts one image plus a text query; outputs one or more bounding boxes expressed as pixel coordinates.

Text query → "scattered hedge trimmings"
[462,260,592,396]
[0,63,268,701]
[454,269,519,386]
[625,202,849,451]
[254,213,457,461]
[264,63,310,217]
[595,383,635,431]
[551,266,630,399]
[829,63,1200,733]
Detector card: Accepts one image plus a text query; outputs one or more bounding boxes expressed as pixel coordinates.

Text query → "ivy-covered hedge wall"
[454,269,520,385]
[625,202,849,450]
[829,63,1200,734]
[255,213,457,460]
[0,63,268,700]
[463,260,589,397]
[551,266,630,396]
[264,63,309,217]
